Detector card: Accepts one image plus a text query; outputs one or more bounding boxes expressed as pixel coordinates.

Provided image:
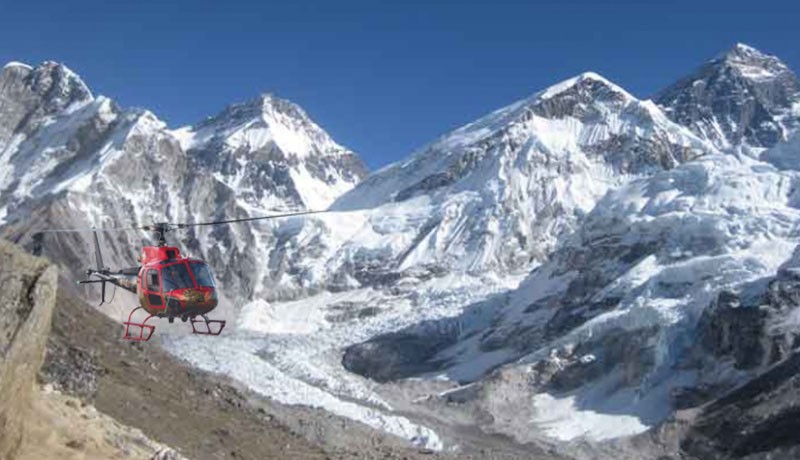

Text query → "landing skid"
[190,315,226,336]
[123,307,156,341]
[121,308,226,341]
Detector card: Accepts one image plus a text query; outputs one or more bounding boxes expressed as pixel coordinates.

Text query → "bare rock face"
[0,239,57,459]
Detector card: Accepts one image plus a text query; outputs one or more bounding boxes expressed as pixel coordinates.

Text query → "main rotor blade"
[35,210,325,235]
[175,210,326,228]
[37,225,146,234]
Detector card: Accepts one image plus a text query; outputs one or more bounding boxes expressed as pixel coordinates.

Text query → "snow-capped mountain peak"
[21,60,94,113]
[173,92,354,161]
[723,42,778,62]
[719,42,794,82]
[0,58,367,276]
[655,44,800,150]
[444,71,634,149]
[169,92,366,211]
[538,71,633,101]
[335,71,709,212]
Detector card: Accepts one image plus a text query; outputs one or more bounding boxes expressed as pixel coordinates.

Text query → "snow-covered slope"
[655,43,800,152]
[761,131,800,170]
[208,47,800,450]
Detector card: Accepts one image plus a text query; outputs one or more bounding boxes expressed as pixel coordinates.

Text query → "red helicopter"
[39,211,322,341]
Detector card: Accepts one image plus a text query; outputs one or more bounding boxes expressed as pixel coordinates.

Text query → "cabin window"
[147,269,160,292]
[166,249,177,260]
[190,262,215,287]
[162,263,195,291]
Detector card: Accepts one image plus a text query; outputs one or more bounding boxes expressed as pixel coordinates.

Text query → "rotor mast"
[148,223,171,247]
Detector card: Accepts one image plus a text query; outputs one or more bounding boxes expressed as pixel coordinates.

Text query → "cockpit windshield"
[161,263,195,291]
[190,262,215,287]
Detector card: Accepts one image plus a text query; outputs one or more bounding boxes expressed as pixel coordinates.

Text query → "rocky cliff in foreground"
[0,239,57,459]
[0,241,187,459]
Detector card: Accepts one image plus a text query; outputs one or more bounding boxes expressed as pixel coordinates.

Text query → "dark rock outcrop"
[698,270,800,373]
[342,319,461,382]
[679,265,800,458]
[38,341,100,400]
[682,351,800,459]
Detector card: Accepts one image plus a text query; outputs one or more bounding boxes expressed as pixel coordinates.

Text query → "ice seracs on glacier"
[331,49,800,445]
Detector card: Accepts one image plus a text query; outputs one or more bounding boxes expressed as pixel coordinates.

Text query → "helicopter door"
[145,268,164,309]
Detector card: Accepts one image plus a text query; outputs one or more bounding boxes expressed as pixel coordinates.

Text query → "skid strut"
[190,315,226,336]
[123,307,156,341]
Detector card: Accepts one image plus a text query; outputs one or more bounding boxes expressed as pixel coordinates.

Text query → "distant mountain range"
[2,43,800,457]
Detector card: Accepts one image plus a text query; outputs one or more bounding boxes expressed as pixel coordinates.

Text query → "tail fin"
[93,228,108,305]
[93,228,106,272]
[77,228,110,306]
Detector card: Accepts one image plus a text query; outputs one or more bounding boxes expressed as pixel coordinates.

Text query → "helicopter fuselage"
[65,214,323,341]
[94,245,219,319]
[136,245,219,318]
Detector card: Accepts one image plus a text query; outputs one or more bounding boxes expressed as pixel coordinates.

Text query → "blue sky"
[1,0,798,169]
